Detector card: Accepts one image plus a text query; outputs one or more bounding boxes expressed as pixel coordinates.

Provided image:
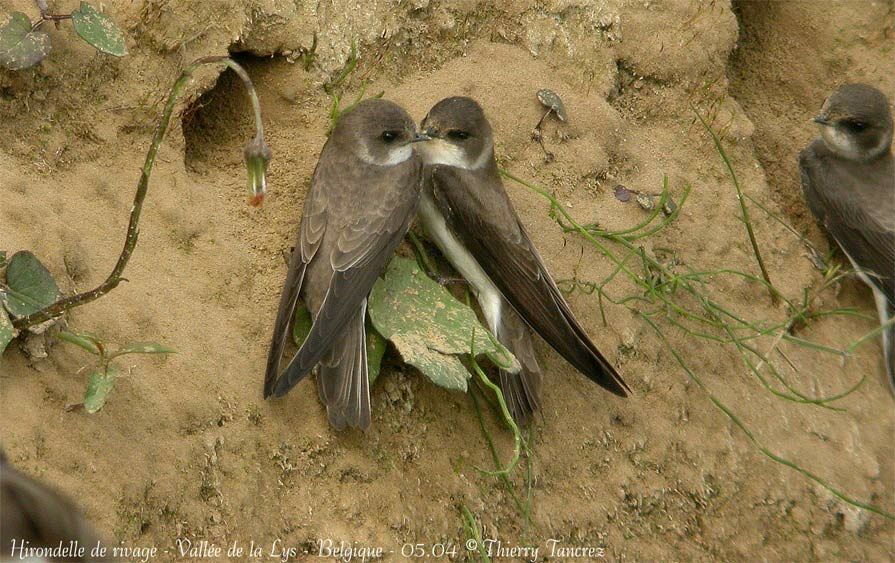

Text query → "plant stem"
[12,56,265,329]
[460,505,491,563]
[469,355,523,477]
[407,231,439,278]
[504,169,881,513]
[642,314,892,520]
[30,12,72,31]
[692,106,777,305]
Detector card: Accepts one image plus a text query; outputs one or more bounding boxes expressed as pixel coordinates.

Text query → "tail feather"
[882,299,894,397]
[494,303,542,426]
[868,285,895,396]
[316,301,372,431]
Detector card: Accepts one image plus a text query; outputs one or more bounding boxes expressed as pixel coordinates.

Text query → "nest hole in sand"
[181,53,270,175]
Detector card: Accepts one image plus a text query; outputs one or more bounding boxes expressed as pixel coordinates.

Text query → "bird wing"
[1,455,103,552]
[429,164,629,396]
[799,146,894,301]
[270,158,422,397]
[263,159,328,397]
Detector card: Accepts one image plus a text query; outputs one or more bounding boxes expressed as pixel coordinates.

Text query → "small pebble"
[636,193,654,210]
[614,185,632,202]
[662,198,677,216]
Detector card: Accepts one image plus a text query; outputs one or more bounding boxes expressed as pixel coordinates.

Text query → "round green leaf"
[71,2,127,57]
[0,307,14,355]
[368,258,519,391]
[0,12,51,70]
[2,251,60,318]
[84,366,118,413]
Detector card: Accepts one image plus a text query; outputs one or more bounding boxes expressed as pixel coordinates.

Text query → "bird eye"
[381,130,399,143]
[447,130,470,141]
[841,120,868,133]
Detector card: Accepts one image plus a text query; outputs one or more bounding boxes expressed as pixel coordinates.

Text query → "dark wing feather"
[272,165,422,397]
[430,165,629,396]
[1,456,104,559]
[496,304,542,425]
[263,170,327,398]
[316,300,372,430]
[799,146,894,301]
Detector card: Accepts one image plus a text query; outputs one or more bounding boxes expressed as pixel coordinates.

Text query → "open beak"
[410,132,431,143]
[812,115,832,126]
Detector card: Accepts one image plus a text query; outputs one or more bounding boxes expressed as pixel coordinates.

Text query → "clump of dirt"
[1,0,892,560]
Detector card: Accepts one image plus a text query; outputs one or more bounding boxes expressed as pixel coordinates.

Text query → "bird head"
[334,98,430,167]
[814,84,893,161]
[418,96,495,170]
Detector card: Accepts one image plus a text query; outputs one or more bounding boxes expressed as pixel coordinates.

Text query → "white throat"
[820,125,889,161]
[418,139,492,170]
[358,143,413,166]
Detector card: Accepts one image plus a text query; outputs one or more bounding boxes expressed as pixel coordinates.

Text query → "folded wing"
[429,165,629,396]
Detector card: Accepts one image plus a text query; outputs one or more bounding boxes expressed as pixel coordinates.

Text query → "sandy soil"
[1,0,893,561]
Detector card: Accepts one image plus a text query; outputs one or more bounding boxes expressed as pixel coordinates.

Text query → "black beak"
[812,115,832,126]
[410,132,431,143]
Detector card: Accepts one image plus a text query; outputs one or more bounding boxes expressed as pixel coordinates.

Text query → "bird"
[415,96,630,424]
[1,449,106,562]
[799,83,894,394]
[264,98,430,431]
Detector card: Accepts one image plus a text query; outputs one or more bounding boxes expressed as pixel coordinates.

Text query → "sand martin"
[800,83,894,393]
[416,96,630,424]
[1,450,106,561]
[265,99,429,430]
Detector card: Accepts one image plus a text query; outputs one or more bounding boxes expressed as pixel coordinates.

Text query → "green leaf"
[71,2,127,57]
[0,12,50,70]
[0,307,14,355]
[58,330,101,355]
[84,366,118,413]
[368,257,518,391]
[366,320,387,385]
[292,304,313,349]
[114,341,175,356]
[292,305,386,384]
[1,251,60,318]
[390,333,472,390]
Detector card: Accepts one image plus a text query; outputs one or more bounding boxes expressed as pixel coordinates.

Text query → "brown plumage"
[800,83,894,393]
[417,97,629,424]
[1,451,106,562]
[264,99,428,431]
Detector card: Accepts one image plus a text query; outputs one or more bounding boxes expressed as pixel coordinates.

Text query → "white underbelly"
[840,246,892,362]
[418,192,503,333]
